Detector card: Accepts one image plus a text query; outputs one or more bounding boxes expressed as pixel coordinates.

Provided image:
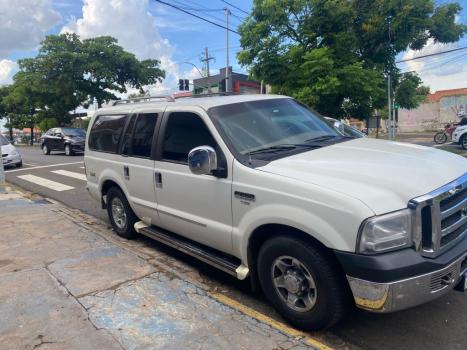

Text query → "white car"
[1,134,22,168]
[85,95,467,330]
[452,125,467,149]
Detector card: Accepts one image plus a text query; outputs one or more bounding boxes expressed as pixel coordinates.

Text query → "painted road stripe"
[209,292,334,350]
[6,161,83,173]
[17,174,74,192]
[51,169,87,181]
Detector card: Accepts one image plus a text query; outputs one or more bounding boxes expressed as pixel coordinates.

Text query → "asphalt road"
[4,146,467,350]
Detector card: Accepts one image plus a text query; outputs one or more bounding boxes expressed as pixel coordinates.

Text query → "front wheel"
[434,132,447,144]
[106,187,138,239]
[460,135,467,150]
[257,236,349,330]
[65,144,74,156]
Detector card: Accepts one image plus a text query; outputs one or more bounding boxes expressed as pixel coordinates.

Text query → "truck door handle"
[155,172,162,188]
[124,166,130,180]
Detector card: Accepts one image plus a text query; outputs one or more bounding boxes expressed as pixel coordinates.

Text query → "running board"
[134,221,249,280]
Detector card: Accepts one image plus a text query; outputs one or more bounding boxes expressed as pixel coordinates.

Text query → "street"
[3,146,466,350]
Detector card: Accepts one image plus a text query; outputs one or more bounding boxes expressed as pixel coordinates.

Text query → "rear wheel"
[42,144,50,155]
[257,236,349,330]
[434,132,447,144]
[106,187,138,239]
[461,134,467,150]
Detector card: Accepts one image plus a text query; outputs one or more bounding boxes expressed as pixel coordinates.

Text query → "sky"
[0,0,466,95]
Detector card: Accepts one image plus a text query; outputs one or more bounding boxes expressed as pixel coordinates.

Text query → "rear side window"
[89,114,127,153]
[132,113,158,158]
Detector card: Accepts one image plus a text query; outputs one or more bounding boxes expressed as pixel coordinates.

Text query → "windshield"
[0,135,10,146]
[342,124,365,138]
[62,128,86,137]
[209,98,341,156]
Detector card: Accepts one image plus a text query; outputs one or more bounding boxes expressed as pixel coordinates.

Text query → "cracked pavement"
[0,190,317,350]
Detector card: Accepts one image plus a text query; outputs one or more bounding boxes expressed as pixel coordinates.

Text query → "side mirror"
[188,146,217,175]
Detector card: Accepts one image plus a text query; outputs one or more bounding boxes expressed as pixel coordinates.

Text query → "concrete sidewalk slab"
[48,245,156,297]
[0,268,121,350]
[80,272,293,350]
[0,190,318,349]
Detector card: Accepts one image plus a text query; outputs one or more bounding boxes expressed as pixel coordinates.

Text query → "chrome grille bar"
[410,173,467,258]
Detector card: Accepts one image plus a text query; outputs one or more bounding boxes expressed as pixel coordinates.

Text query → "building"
[193,67,261,95]
[398,88,467,132]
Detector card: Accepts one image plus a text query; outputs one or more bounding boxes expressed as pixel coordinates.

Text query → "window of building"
[88,114,127,153]
[162,112,216,163]
[132,113,158,158]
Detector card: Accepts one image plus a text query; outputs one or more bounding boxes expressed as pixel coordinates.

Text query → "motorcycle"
[434,123,458,144]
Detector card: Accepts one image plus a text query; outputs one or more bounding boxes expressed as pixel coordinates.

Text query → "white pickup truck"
[85,94,467,330]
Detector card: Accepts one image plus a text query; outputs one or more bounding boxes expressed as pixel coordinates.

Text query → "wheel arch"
[246,223,342,292]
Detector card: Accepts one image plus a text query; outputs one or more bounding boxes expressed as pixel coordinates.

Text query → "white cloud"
[402,39,467,92]
[61,0,180,93]
[0,59,18,85]
[0,0,61,58]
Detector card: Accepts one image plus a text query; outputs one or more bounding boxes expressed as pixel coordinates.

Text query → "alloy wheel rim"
[271,255,317,312]
[111,197,127,230]
[65,146,70,155]
[43,145,47,154]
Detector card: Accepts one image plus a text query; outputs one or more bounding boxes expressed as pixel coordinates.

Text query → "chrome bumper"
[347,252,467,313]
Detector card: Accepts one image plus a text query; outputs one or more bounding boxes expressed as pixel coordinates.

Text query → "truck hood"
[258,138,467,215]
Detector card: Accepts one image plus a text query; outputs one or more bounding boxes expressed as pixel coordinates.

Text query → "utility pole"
[201,47,214,94]
[225,7,231,93]
[387,74,392,140]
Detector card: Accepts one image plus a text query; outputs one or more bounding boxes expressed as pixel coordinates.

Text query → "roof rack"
[113,95,175,106]
[190,92,240,98]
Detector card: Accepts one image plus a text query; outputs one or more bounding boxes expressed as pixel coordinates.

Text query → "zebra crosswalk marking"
[17,174,74,191]
[51,169,87,181]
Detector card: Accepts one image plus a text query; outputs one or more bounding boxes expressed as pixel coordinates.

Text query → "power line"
[221,0,249,15]
[396,46,467,63]
[155,0,239,34]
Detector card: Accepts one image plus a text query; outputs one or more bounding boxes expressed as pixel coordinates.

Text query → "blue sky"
[0,0,466,93]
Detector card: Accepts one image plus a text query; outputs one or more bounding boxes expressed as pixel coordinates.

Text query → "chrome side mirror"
[188,146,218,175]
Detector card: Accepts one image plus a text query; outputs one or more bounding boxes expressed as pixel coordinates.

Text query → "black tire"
[106,187,138,239]
[65,144,74,156]
[257,236,349,330]
[434,132,447,144]
[15,161,22,168]
[42,144,50,155]
[461,135,467,150]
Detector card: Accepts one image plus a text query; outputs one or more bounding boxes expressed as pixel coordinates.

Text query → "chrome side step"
[134,221,249,280]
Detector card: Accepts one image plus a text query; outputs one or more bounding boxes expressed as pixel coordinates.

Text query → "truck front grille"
[410,173,467,257]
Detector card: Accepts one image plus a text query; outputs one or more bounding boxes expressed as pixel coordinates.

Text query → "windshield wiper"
[304,135,337,143]
[249,145,297,155]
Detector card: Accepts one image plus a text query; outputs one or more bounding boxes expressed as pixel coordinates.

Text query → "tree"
[13,33,165,124]
[238,0,466,118]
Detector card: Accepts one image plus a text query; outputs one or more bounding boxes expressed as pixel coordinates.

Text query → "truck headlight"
[358,209,412,254]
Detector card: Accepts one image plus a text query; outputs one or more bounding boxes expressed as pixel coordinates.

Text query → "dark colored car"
[40,127,86,156]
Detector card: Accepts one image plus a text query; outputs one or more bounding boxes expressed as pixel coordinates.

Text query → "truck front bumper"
[335,235,467,313]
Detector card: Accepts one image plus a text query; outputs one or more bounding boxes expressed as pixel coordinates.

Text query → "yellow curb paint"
[209,292,334,350]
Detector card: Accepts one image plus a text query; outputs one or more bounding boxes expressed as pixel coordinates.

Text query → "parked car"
[452,124,467,149]
[40,127,86,156]
[85,95,467,330]
[324,117,365,138]
[1,134,22,168]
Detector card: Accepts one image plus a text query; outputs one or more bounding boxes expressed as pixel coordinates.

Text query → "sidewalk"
[0,186,319,350]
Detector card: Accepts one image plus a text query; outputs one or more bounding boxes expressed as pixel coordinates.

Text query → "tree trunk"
[30,126,34,146]
[9,126,13,142]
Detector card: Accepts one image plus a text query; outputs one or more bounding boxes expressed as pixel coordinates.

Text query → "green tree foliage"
[39,118,59,132]
[4,33,165,126]
[238,0,466,118]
